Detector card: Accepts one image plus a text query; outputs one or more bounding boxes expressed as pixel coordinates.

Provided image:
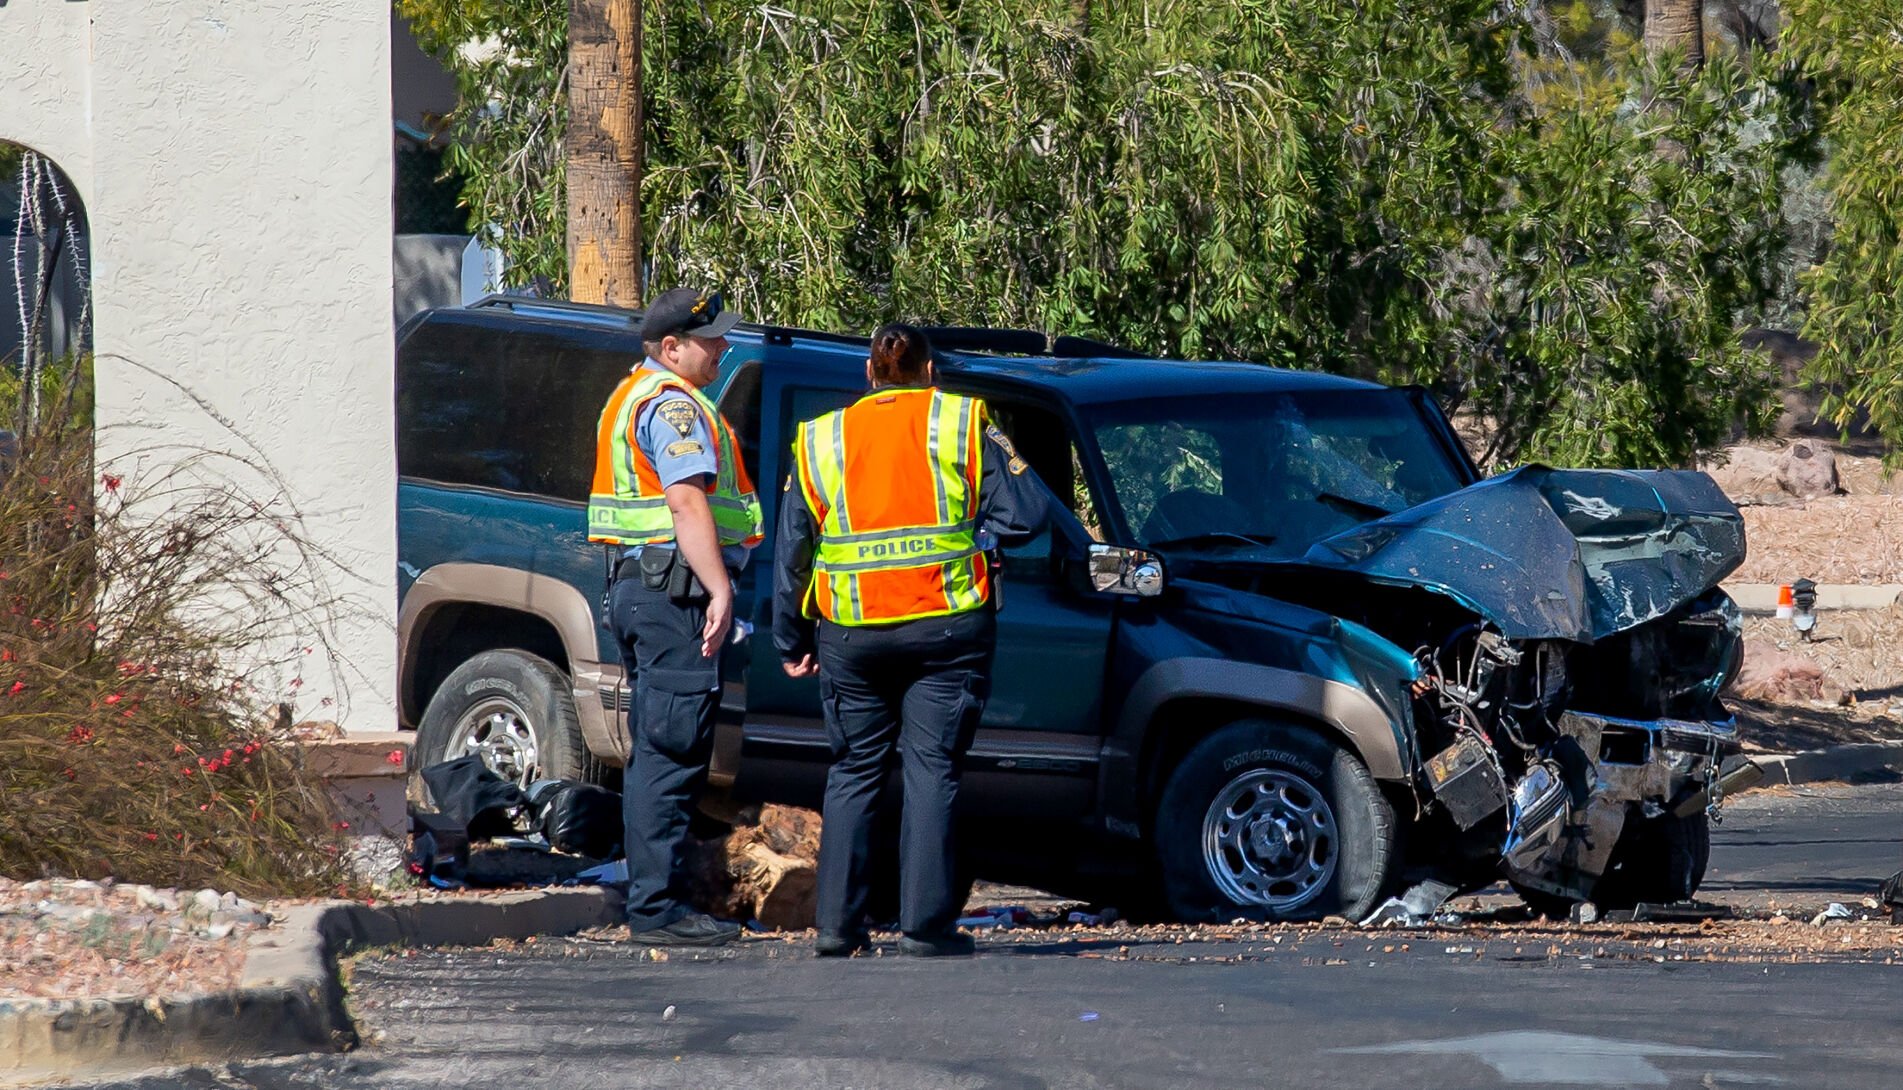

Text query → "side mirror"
[1087,544,1164,597]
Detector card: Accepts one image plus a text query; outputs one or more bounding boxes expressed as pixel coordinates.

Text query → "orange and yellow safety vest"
[793,387,990,625]
[587,369,763,548]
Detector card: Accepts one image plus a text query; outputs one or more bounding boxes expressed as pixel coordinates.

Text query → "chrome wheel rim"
[1201,768,1339,911]
[447,698,541,789]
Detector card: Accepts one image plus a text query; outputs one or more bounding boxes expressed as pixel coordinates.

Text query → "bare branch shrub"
[1,377,353,897]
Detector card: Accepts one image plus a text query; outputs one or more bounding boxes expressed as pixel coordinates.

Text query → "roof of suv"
[430,297,1388,407]
[942,353,1386,405]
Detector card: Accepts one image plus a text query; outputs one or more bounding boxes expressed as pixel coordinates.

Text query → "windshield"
[1085,389,1471,558]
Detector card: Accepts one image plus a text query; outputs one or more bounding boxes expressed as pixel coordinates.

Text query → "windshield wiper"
[1315,492,1397,521]
[1146,531,1278,551]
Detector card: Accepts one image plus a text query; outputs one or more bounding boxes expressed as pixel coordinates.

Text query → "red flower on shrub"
[6,682,23,696]
[386,749,405,766]
[102,473,122,493]
[144,832,159,842]
[67,724,94,744]
[104,693,123,705]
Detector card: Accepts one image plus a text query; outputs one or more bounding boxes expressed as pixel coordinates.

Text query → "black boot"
[897,929,975,957]
[814,929,870,957]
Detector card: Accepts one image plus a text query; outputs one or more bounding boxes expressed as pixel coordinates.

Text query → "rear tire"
[411,650,600,804]
[1153,720,1396,923]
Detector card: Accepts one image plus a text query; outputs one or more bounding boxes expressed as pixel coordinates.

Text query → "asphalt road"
[96,785,1903,1090]
[1703,781,1903,909]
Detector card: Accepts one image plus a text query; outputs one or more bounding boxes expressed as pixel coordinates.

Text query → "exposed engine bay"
[1215,466,1754,907]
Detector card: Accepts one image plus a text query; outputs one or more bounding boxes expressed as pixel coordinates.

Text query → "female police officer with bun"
[772,323,1052,957]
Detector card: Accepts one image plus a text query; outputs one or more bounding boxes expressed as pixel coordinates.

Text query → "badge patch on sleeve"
[657,399,700,437]
[986,424,1021,460]
[665,439,706,458]
[1008,456,1029,475]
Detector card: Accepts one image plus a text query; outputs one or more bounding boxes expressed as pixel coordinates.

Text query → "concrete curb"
[0,887,621,1088]
[1744,741,1903,788]
[1725,583,1901,614]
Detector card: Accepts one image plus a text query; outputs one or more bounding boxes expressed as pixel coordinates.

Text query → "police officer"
[588,286,763,947]
[773,323,1052,957]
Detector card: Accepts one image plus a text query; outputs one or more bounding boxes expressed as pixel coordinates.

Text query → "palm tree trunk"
[565,0,642,305]
[1644,0,1705,70]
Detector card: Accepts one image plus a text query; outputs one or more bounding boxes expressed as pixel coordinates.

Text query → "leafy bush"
[1784,0,1903,462]
[0,377,350,897]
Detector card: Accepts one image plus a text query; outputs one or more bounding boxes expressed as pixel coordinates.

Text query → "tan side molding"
[398,563,623,763]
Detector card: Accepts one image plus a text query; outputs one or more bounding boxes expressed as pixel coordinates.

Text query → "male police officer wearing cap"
[773,323,1052,957]
[588,287,763,946]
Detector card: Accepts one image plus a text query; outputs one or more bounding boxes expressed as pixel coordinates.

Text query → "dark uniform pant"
[609,575,721,932]
[814,607,995,937]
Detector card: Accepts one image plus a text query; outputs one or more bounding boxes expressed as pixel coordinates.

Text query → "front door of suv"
[954,394,1114,820]
[728,379,1114,822]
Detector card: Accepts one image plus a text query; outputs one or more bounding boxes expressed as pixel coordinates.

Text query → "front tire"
[411,650,599,801]
[1513,811,1710,915]
[1594,812,1710,908]
[1154,720,1396,923]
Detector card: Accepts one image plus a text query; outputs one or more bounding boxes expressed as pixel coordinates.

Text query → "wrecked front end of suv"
[1291,466,1750,910]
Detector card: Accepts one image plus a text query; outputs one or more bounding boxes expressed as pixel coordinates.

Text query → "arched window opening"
[2,142,92,445]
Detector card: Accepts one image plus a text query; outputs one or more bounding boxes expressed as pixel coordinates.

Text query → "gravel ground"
[0,878,273,1000]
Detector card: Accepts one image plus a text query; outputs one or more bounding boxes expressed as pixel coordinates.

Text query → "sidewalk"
[0,888,620,1088]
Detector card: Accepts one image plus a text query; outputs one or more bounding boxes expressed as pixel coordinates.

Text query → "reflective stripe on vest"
[586,369,764,547]
[794,388,989,625]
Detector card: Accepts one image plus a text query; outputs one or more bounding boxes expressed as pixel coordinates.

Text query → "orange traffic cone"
[1776,583,1795,619]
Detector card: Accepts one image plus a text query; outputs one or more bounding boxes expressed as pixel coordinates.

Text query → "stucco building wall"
[1,1,397,730]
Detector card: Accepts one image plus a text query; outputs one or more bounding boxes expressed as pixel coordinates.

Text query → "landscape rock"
[1731,639,1845,704]
[1700,446,1785,504]
[134,886,180,912]
[1776,439,1840,500]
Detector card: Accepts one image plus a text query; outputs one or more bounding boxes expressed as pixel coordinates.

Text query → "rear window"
[397,316,641,500]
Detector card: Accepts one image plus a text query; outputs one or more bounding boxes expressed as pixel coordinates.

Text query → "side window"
[787,386,859,427]
[983,399,1105,559]
[776,382,861,490]
[1094,419,1223,541]
[396,319,636,500]
[718,361,764,484]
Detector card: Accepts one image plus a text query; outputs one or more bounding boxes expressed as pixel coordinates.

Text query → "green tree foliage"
[403,0,1801,468]
[1464,47,1803,466]
[1783,0,1903,458]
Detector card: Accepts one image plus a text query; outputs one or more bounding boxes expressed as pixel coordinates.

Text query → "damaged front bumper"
[1503,711,1745,902]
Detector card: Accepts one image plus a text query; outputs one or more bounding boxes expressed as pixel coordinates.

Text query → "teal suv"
[397,298,1746,922]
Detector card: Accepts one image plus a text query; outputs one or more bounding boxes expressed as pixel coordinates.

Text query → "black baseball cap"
[639,287,741,342]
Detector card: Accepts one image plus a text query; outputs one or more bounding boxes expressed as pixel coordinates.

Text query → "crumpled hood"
[1293,466,1745,642]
